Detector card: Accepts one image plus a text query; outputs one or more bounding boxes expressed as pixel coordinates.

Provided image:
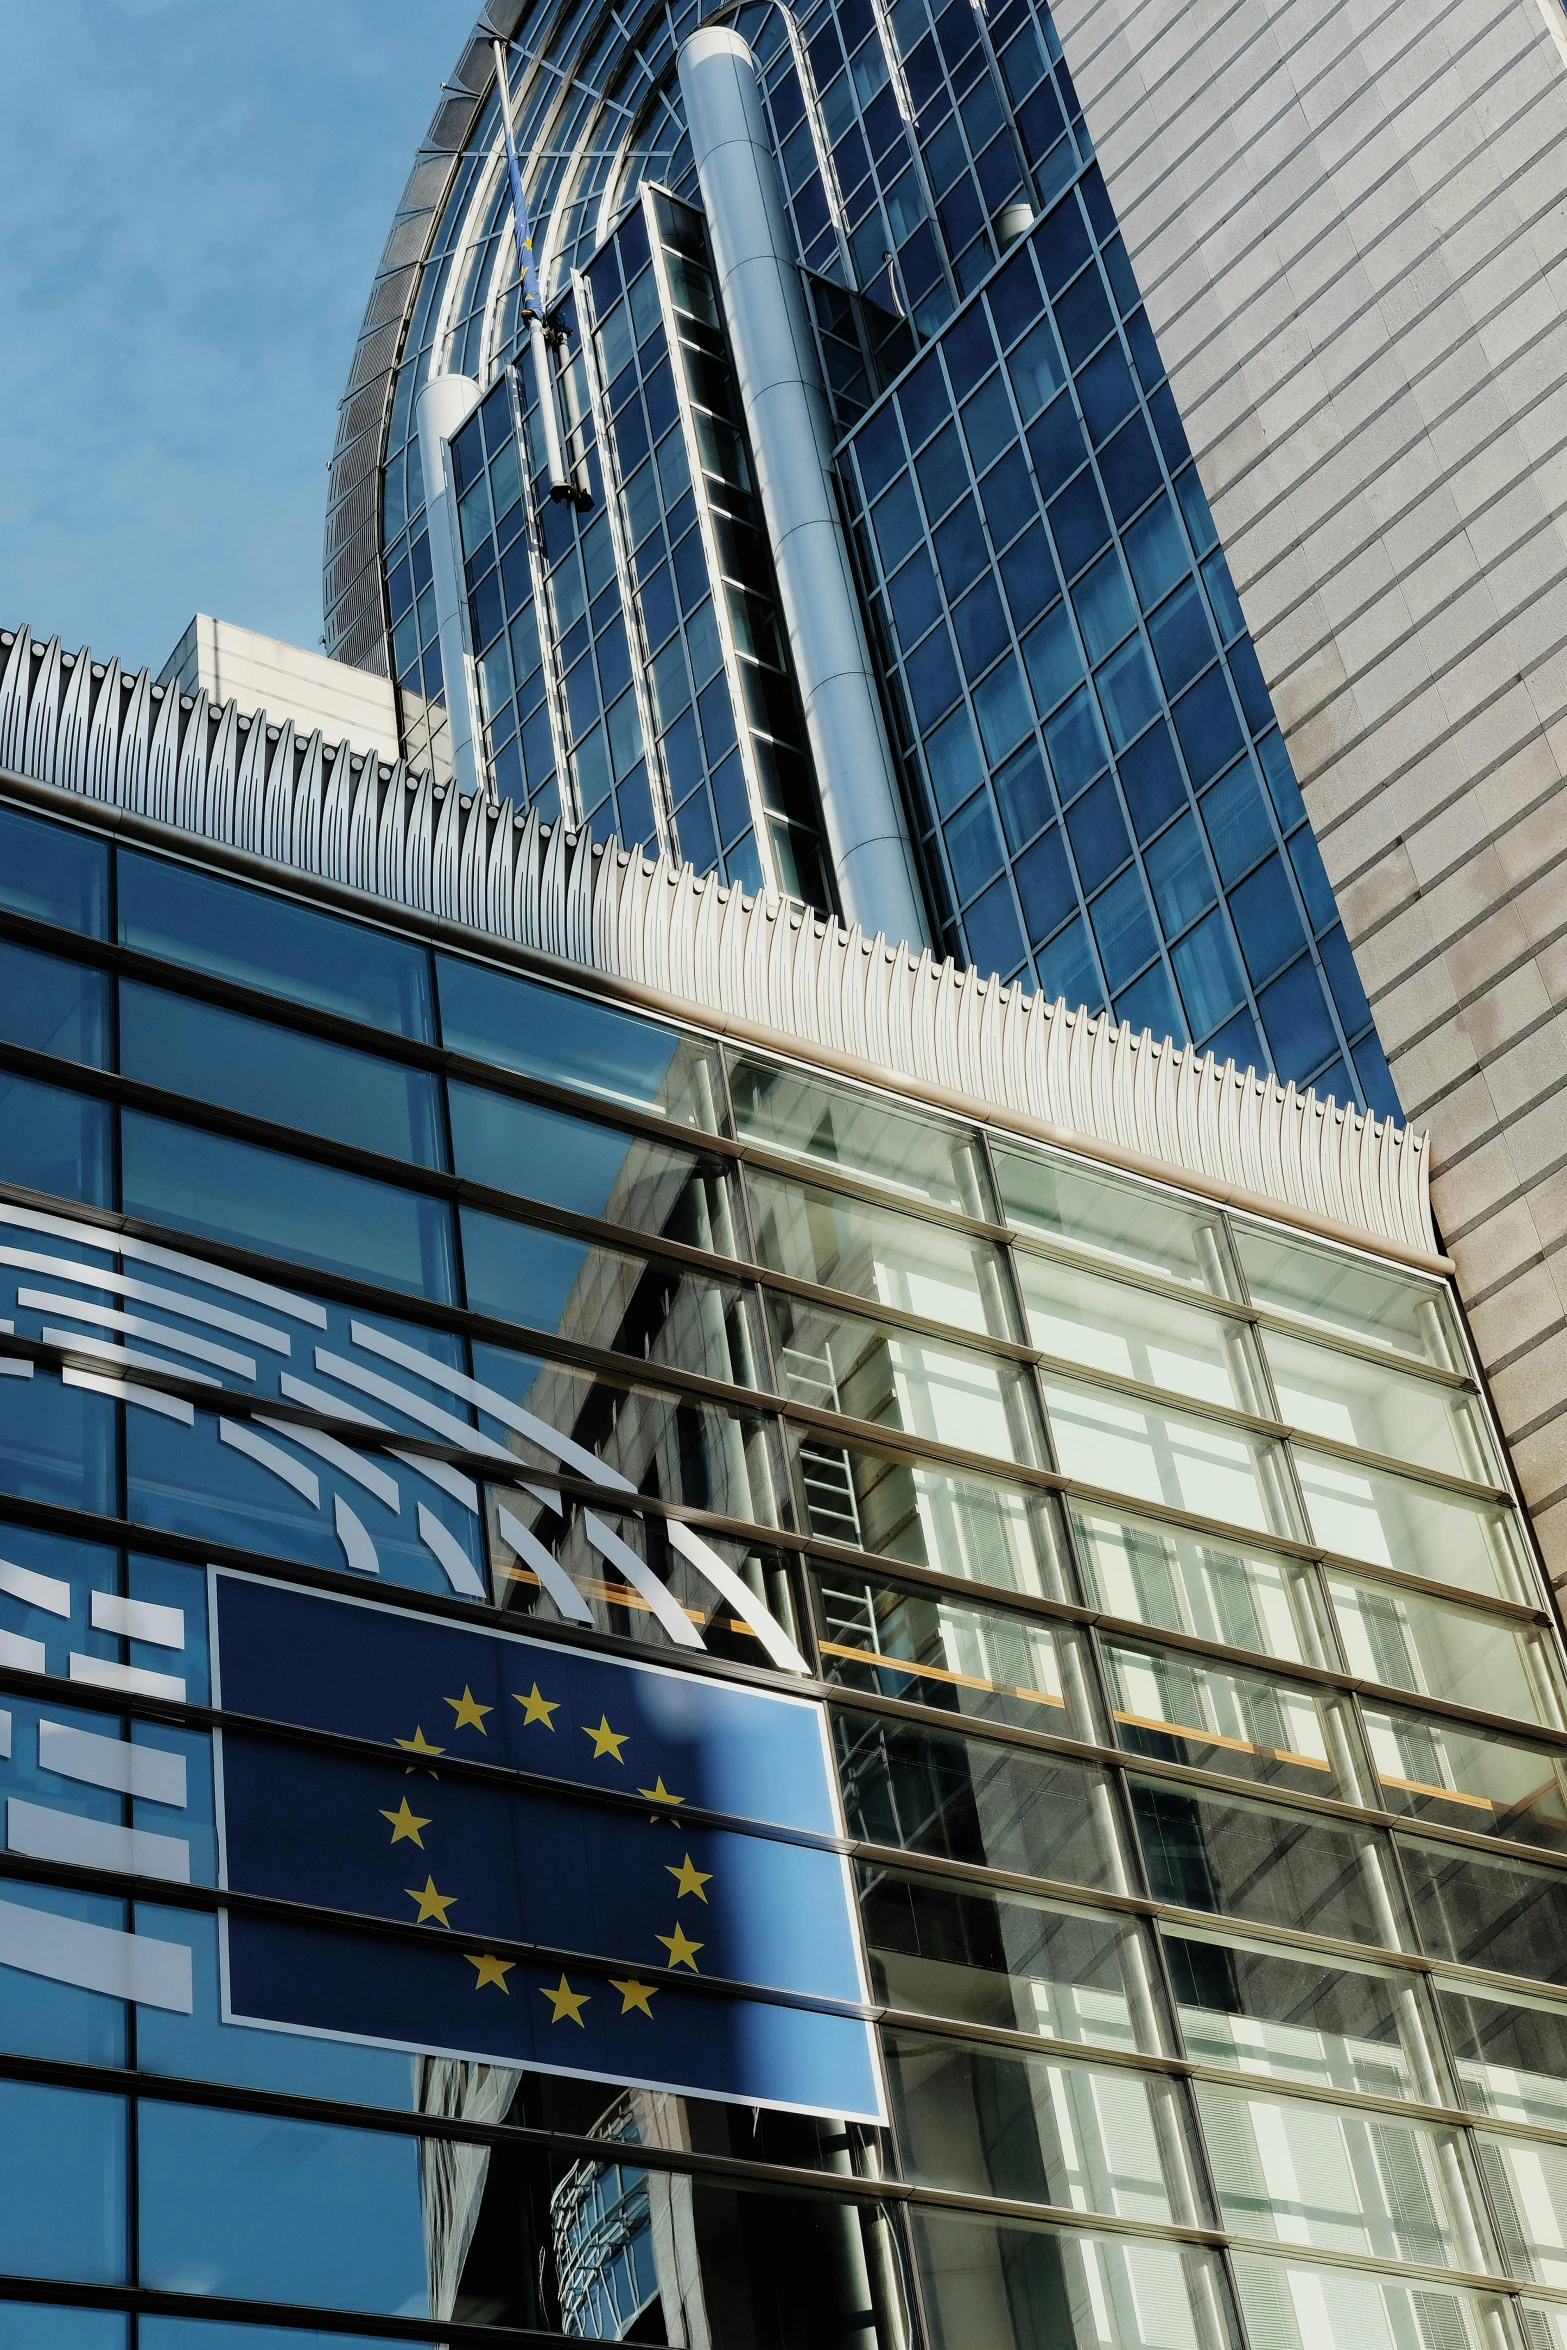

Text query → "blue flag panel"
[210,1574,883,2122]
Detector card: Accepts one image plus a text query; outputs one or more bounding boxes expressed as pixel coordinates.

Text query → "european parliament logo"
[212,1575,884,2124]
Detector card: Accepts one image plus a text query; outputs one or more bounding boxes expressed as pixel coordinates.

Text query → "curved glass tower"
[324,0,1398,1119]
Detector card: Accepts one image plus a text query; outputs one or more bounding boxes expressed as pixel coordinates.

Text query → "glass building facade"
[0,779,1564,2349]
[334,0,1397,1119]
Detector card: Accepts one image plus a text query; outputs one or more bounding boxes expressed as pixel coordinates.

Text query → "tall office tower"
[326,1,1398,1128]
[2,613,1567,2349]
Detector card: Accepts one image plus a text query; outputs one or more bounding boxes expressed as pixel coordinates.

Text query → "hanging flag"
[500,103,543,322]
[211,1573,883,2123]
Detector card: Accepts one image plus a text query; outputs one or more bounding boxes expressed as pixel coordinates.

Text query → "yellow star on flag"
[610,1977,657,2017]
[639,1776,684,1819]
[467,1952,515,1992]
[445,1686,492,1733]
[667,1853,711,1903]
[583,1715,629,1761]
[380,1798,430,1847]
[657,1921,703,1971]
[514,1683,560,1729]
[406,1875,457,1927]
[395,1726,444,1774]
[542,1973,589,2025]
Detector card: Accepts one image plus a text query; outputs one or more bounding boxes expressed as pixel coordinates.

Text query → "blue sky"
[0,0,477,677]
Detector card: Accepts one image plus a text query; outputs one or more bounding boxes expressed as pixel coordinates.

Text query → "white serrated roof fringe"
[0,624,1435,1259]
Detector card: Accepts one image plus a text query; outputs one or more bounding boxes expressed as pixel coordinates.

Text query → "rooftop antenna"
[491,34,582,504]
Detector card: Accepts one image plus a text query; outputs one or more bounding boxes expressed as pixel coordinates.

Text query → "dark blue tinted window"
[1172,669,1244,787]
[1118,721,1186,841]
[118,853,434,1040]
[1146,813,1217,937]
[1172,909,1244,1038]
[1091,868,1157,990]
[436,955,716,1126]
[1230,855,1306,984]
[1258,957,1338,1077]
[1047,472,1111,577]
[1015,825,1075,941]
[964,875,1026,976]
[0,2080,125,2283]
[0,1072,111,1206]
[0,1369,116,1517]
[1065,775,1130,893]
[890,549,944,648]
[0,803,109,937]
[1320,923,1373,1034]
[1099,414,1162,526]
[1202,762,1275,885]
[119,986,444,1167]
[0,941,110,1066]
[1026,395,1086,499]
[120,1114,456,1300]
[995,743,1053,851]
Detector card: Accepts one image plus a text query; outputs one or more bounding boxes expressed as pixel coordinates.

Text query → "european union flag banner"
[210,1574,883,2123]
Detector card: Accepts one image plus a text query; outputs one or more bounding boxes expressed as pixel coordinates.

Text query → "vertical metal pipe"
[414,371,485,804]
[677,26,928,952]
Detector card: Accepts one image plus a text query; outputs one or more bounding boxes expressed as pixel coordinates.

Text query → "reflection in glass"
[0,939,110,1066]
[1230,2250,1504,2350]
[994,1143,1237,1295]
[813,1567,1087,1734]
[768,1290,1039,1463]
[437,952,723,1127]
[1073,1505,1320,1663]
[1329,1573,1566,1727]
[1165,1927,1424,2097]
[450,1082,739,1251]
[744,1162,1011,1335]
[1490,2132,1567,2282]
[885,2028,1193,2220]
[728,1049,988,1213]
[1103,1639,1352,1799]
[801,1439,1066,1596]
[0,2078,126,2285]
[1438,1977,1567,2129]
[1233,1220,1460,1369]
[1295,1450,1532,1604]
[1019,1250,1265,1416]
[914,2209,1226,2350]
[861,1864,1160,2050]
[1398,1835,1567,1986]
[1364,1703,1567,1853]
[1042,1376,1296,1538]
[460,1207,766,1389]
[1262,1325,1496,1483]
[836,1709,1126,1891]
[1197,2076,1474,2265]
[1132,1779,1400,1947]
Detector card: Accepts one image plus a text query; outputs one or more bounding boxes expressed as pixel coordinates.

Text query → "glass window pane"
[0,940,110,1066]
[885,2027,1193,2218]
[1235,1219,1460,1370]
[1104,1638,1354,1798]
[1197,2078,1474,2264]
[1437,1976,1567,2128]
[814,1441,1067,1594]
[745,1164,1009,1335]
[1295,1450,1533,1604]
[915,2213,1224,2350]
[449,1081,737,1250]
[1042,1375,1296,1538]
[119,984,444,1167]
[1230,2253,1504,2350]
[119,851,433,1039]
[729,1051,988,1213]
[0,2079,125,2282]
[769,1291,1037,1464]
[0,1072,112,1207]
[1019,1251,1265,1414]
[1480,2132,1567,2285]
[1262,1325,1497,1483]
[437,952,721,1127]
[121,1114,456,1300]
[0,2308,125,2349]
[1133,1778,1401,1945]
[137,2102,426,2315]
[1364,1701,1567,1853]
[1328,1574,1565,1725]
[860,1861,1159,2048]
[1401,1834,1567,1984]
[0,803,109,936]
[1073,1504,1321,1663]
[813,1565,1088,1733]
[1166,1925,1424,2095]
[462,1208,762,1386]
[994,1143,1238,1294]
[835,1708,1127,1888]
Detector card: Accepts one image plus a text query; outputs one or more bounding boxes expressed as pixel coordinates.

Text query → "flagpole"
[492,36,573,502]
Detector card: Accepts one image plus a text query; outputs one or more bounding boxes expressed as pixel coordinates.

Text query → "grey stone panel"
[1052,0,1567,1583]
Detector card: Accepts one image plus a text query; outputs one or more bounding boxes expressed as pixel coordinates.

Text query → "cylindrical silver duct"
[677,27,928,952]
[415,371,485,802]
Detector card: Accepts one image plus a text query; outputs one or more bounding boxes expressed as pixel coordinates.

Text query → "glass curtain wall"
[0,790,1550,2350]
